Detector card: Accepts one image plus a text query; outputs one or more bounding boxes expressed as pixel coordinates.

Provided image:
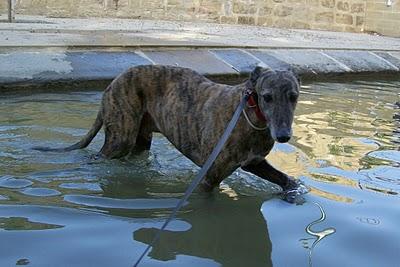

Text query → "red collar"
[247,93,267,122]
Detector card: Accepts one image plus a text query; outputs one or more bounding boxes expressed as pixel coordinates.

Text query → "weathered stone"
[273,18,292,28]
[221,1,233,16]
[337,1,349,12]
[258,6,273,16]
[356,16,364,26]
[210,49,263,73]
[248,50,292,70]
[233,2,257,14]
[1,0,394,36]
[314,23,344,32]
[267,49,350,73]
[219,15,238,24]
[321,0,335,8]
[291,21,311,29]
[256,16,274,26]
[324,50,399,72]
[274,6,293,17]
[374,52,400,69]
[351,3,364,13]
[316,12,334,23]
[336,13,353,25]
[306,0,320,5]
[237,16,256,25]
[344,26,357,32]
[144,50,236,75]
[287,0,306,4]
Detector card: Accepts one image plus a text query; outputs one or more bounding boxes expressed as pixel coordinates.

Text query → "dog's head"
[248,66,300,143]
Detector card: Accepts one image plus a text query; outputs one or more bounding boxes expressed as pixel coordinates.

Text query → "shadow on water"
[0,80,399,266]
[132,194,272,267]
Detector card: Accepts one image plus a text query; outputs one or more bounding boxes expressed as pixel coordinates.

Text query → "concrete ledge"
[1,48,400,92]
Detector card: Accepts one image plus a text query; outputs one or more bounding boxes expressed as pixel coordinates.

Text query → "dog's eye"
[288,93,298,102]
[263,94,273,103]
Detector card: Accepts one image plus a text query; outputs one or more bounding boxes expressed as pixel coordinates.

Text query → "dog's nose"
[276,135,291,143]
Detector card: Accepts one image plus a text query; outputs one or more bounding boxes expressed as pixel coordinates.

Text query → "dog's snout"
[276,135,291,143]
[275,128,292,143]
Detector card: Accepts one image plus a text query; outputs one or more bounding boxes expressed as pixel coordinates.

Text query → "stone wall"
[0,0,398,37]
[365,0,400,36]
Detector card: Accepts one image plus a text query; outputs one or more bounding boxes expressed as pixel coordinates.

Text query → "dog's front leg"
[241,160,298,191]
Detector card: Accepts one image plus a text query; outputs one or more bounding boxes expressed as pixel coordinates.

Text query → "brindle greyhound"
[34,65,301,193]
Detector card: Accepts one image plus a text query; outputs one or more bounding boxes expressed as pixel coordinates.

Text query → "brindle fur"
[34,65,300,191]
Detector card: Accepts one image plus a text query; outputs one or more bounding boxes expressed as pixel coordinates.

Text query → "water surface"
[0,80,399,266]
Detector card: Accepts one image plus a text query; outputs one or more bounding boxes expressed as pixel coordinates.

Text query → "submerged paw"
[281,179,309,204]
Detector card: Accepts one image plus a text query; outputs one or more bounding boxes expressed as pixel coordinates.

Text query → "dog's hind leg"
[99,101,143,159]
[130,113,154,154]
[100,116,142,159]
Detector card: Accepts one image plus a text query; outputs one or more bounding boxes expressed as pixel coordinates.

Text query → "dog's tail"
[33,110,103,152]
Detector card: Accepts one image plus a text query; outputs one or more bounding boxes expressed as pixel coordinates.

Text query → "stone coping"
[1,48,400,91]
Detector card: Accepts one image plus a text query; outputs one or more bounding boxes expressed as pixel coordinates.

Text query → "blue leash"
[133,89,252,267]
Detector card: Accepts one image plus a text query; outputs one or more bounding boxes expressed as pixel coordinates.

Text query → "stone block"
[65,52,153,80]
[274,6,293,17]
[324,51,398,72]
[373,52,400,69]
[219,15,238,24]
[238,15,256,25]
[370,1,387,11]
[273,18,292,28]
[344,26,357,32]
[314,23,345,31]
[351,3,364,13]
[321,0,335,8]
[221,1,233,16]
[336,13,353,25]
[356,16,364,26]
[143,50,236,75]
[290,21,311,29]
[306,0,320,5]
[258,6,273,16]
[267,49,350,74]
[210,49,263,73]
[287,0,306,4]
[316,12,334,23]
[256,16,274,26]
[337,1,349,11]
[233,2,257,14]
[248,50,292,70]
[388,52,400,63]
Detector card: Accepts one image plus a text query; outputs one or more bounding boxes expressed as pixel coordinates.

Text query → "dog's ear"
[285,67,301,84]
[249,66,265,87]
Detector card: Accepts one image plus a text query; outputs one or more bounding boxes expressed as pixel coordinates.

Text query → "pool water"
[0,80,399,267]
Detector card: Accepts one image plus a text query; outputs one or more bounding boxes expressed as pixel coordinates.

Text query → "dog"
[34,65,301,194]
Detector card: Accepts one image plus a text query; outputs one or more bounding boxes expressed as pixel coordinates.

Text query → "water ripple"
[64,194,187,210]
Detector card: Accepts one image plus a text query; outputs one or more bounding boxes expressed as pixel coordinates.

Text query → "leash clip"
[243,86,254,99]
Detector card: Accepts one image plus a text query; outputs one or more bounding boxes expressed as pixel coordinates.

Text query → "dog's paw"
[281,178,309,204]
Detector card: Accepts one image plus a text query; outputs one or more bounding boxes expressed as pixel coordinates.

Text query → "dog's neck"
[238,83,269,131]
[247,92,267,122]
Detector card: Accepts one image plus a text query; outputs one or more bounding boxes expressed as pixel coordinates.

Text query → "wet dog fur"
[34,65,301,192]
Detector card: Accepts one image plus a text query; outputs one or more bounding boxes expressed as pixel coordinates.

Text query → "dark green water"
[0,80,399,267]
